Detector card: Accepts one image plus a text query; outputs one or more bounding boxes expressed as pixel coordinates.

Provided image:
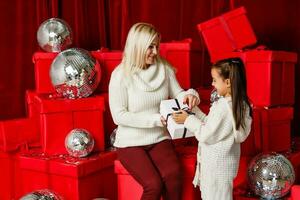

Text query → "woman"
[109,22,200,200]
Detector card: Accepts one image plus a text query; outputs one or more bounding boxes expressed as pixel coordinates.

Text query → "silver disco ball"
[210,88,220,104]
[50,48,101,99]
[247,152,295,199]
[20,189,61,200]
[37,18,72,52]
[65,128,94,157]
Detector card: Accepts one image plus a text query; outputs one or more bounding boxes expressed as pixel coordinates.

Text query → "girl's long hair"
[122,22,161,74]
[212,58,252,130]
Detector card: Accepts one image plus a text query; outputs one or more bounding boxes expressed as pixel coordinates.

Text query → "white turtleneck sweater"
[108,59,199,148]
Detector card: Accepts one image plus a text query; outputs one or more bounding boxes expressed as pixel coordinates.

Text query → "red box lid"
[0,118,39,152]
[33,94,105,113]
[19,151,117,177]
[197,7,257,51]
[261,107,294,122]
[198,7,247,30]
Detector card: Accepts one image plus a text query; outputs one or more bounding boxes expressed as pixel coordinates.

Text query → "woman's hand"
[160,116,167,126]
[183,94,200,109]
[172,110,189,124]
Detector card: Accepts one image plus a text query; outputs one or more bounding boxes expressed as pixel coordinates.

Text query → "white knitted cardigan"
[109,59,199,148]
[185,97,252,199]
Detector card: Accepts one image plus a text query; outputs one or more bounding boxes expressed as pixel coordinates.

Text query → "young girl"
[172,58,252,200]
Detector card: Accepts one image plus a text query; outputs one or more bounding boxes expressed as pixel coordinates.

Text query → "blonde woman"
[109,22,200,200]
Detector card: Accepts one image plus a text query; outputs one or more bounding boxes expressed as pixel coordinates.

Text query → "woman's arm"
[109,69,163,128]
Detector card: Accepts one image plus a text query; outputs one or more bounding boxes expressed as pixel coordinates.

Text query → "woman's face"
[145,36,159,66]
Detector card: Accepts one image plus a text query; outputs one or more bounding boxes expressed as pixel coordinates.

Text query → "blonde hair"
[122,22,160,74]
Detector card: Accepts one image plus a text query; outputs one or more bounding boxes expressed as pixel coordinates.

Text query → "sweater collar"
[131,61,165,91]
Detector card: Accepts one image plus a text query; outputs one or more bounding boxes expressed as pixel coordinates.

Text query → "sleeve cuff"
[154,113,164,127]
[184,115,202,133]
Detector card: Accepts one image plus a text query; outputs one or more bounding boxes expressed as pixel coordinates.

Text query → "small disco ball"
[37,18,72,52]
[20,189,61,200]
[210,88,220,104]
[247,152,295,199]
[65,128,95,158]
[50,48,101,99]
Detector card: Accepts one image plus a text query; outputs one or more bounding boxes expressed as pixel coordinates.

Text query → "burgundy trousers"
[117,139,183,200]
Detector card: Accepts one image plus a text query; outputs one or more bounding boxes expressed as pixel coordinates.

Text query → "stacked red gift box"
[197,6,300,199]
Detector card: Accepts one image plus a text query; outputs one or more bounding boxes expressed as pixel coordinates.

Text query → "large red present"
[0,152,21,200]
[197,7,257,63]
[114,146,200,200]
[160,40,192,89]
[287,151,300,184]
[197,50,297,107]
[33,93,105,154]
[240,108,262,157]
[32,52,58,94]
[259,107,293,152]
[18,151,117,200]
[91,49,123,93]
[244,50,297,107]
[0,118,40,152]
[98,93,117,148]
[25,90,38,118]
[291,185,300,200]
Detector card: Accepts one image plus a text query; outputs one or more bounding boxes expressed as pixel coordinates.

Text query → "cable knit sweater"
[184,97,252,200]
[109,59,199,148]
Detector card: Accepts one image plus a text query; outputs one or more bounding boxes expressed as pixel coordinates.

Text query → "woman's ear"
[225,79,231,88]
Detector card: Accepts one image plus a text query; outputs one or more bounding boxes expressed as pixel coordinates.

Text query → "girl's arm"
[109,69,163,128]
[184,100,233,144]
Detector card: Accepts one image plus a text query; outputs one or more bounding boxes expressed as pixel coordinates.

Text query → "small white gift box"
[160,99,194,139]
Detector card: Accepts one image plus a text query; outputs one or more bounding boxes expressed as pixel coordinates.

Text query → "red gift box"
[32,51,102,96]
[18,151,117,200]
[197,7,257,63]
[287,151,300,184]
[244,50,297,107]
[91,49,123,93]
[32,52,58,94]
[99,93,117,148]
[291,185,300,200]
[25,90,39,118]
[259,107,293,152]
[0,152,21,200]
[114,146,200,200]
[197,50,297,108]
[0,118,40,152]
[240,108,262,157]
[33,94,106,154]
[160,40,192,89]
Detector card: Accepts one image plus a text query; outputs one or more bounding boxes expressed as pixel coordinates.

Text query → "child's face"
[211,68,231,97]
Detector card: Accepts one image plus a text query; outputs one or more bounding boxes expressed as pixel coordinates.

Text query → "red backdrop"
[0,0,299,135]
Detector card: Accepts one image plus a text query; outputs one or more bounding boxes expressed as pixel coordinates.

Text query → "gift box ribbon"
[165,99,195,138]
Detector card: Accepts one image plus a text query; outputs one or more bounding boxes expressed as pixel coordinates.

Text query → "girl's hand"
[172,110,189,124]
[183,94,200,109]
